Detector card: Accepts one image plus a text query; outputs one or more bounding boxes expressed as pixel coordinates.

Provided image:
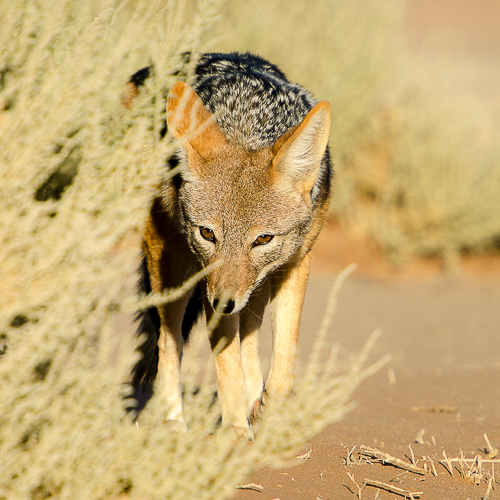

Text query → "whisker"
[243,305,264,321]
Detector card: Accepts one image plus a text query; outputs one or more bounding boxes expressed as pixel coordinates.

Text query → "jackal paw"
[249,389,267,425]
[231,424,255,442]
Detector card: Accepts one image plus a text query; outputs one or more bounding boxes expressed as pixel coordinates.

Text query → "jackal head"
[166,81,330,314]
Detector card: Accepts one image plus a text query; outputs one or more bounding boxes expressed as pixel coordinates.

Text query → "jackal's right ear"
[272,101,331,203]
[166,81,228,158]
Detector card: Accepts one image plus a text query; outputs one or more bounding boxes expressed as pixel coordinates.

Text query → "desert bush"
[0,1,386,498]
[341,58,500,266]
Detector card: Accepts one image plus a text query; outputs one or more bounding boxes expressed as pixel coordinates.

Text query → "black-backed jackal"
[130,53,332,438]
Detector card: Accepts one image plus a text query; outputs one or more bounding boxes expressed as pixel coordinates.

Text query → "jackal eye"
[253,234,273,246]
[199,226,215,243]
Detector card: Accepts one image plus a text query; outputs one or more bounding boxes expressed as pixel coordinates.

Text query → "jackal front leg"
[267,252,312,399]
[240,286,270,422]
[142,199,197,431]
[206,302,252,439]
[155,296,192,432]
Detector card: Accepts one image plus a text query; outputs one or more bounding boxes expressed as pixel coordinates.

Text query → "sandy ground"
[231,3,500,498]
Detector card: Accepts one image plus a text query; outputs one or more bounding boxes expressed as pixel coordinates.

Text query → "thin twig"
[295,449,312,460]
[347,472,364,499]
[440,450,454,477]
[458,450,466,478]
[414,429,425,445]
[484,477,494,500]
[448,458,500,464]
[235,483,263,492]
[408,444,416,466]
[430,460,438,477]
[484,433,498,459]
[346,445,357,466]
[359,446,426,476]
[125,260,222,312]
[305,263,357,381]
[363,479,423,498]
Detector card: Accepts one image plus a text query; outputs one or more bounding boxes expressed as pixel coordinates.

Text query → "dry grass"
[345,61,500,267]
[345,438,499,499]
[0,2,388,497]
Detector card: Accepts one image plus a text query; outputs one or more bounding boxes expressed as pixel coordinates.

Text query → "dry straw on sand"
[0,1,387,498]
[346,440,499,499]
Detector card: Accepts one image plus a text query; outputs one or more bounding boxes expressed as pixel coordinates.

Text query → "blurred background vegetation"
[1,0,499,497]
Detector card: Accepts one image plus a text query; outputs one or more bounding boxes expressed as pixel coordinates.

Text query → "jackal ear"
[166,81,228,158]
[272,101,330,200]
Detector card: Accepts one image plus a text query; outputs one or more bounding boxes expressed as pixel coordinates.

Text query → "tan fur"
[141,81,331,437]
[167,81,229,159]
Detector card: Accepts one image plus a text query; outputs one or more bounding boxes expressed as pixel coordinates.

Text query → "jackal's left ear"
[166,81,228,158]
[272,101,331,200]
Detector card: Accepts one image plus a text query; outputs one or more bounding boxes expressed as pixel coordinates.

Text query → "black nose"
[223,299,235,314]
[212,298,235,315]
